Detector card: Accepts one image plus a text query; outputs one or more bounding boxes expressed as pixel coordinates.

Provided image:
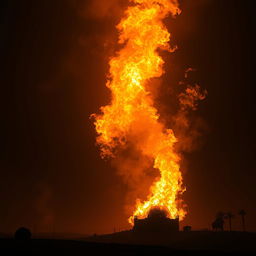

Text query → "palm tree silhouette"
[224,212,235,231]
[238,209,246,232]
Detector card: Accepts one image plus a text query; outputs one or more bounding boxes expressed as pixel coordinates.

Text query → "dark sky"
[1,0,256,235]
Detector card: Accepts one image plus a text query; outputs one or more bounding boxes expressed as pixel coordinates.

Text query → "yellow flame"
[93,0,187,224]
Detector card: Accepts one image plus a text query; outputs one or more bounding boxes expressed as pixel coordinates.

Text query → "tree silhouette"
[238,209,246,232]
[14,227,32,240]
[224,212,235,231]
[212,212,225,231]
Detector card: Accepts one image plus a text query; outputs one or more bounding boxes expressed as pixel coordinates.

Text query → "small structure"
[183,226,192,232]
[133,208,179,233]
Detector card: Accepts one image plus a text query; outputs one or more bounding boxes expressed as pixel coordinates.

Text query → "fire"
[93,0,187,224]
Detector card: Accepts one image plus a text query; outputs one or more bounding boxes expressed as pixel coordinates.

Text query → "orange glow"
[93,0,187,224]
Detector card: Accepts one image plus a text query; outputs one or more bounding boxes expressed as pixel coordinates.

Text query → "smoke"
[110,142,158,214]
[173,68,208,153]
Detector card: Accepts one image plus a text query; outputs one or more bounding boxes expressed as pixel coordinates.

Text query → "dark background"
[0,0,255,235]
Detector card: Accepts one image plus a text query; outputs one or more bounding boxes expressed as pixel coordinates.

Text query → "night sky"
[1,0,256,235]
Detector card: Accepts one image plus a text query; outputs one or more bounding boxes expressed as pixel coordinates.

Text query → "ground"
[1,231,255,255]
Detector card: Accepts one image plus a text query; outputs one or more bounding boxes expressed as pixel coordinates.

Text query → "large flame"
[93,0,187,224]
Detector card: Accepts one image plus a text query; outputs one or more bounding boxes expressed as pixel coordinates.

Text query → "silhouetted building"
[133,208,179,233]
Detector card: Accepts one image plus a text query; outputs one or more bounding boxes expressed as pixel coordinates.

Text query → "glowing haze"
[93,0,187,224]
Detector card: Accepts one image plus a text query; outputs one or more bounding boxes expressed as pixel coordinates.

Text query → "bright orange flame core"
[93,0,187,224]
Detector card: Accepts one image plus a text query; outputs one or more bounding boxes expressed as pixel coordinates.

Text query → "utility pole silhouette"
[238,210,246,232]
